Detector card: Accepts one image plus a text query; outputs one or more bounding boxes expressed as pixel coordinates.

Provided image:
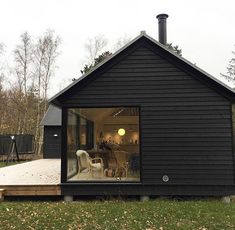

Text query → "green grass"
[0,200,234,229]
[0,161,24,168]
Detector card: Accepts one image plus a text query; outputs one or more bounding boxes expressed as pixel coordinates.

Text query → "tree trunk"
[37,126,44,155]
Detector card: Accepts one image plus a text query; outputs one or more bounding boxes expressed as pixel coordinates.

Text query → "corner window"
[66,107,140,182]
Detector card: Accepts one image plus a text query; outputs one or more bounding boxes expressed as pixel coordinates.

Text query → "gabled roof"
[49,31,235,105]
[40,105,61,126]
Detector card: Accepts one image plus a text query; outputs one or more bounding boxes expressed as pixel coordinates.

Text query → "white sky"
[1,0,235,97]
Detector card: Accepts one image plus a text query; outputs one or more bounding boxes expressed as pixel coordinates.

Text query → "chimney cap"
[156,14,169,19]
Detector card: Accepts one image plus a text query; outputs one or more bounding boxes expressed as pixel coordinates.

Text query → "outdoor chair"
[76,150,104,178]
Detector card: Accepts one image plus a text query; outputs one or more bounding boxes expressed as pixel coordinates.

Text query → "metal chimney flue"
[156,14,168,45]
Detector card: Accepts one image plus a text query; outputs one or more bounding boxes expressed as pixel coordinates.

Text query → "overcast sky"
[1,0,235,97]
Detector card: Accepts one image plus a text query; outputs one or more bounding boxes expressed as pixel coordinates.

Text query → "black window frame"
[61,105,142,184]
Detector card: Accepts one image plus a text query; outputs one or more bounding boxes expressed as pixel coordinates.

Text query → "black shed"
[49,17,235,197]
[40,105,61,158]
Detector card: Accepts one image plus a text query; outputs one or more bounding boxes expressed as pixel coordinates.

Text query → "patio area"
[0,159,61,197]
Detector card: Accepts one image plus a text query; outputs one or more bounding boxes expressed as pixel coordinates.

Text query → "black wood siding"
[61,184,235,196]
[43,126,61,158]
[61,43,234,186]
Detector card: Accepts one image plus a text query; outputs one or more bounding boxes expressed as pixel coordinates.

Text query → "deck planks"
[0,159,61,196]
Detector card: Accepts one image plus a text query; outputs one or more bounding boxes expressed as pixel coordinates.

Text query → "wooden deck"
[0,159,61,197]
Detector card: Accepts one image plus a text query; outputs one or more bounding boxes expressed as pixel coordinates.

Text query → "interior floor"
[70,171,140,181]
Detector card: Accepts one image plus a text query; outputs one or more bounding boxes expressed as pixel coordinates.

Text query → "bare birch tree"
[0,43,3,55]
[0,74,5,131]
[14,32,33,134]
[33,30,60,155]
[0,30,60,157]
[41,31,60,111]
[85,35,107,65]
[112,35,131,51]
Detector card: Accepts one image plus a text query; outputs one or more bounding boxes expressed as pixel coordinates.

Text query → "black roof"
[49,32,235,105]
[40,105,61,126]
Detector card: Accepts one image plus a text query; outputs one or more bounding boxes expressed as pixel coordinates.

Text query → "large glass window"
[67,107,140,182]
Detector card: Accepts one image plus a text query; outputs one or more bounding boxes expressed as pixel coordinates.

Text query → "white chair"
[76,150,104,178]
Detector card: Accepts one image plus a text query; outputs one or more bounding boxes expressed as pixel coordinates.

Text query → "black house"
[40,105,61,158]
[49,15,235,197]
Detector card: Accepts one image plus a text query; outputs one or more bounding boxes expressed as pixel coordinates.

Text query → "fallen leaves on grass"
[0,200,234,230]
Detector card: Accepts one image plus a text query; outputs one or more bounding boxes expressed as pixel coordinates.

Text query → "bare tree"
[41,30,60,108]
[221,48,235,84]
[33,30,60,155]
[80,35,131,75]
[112,35,131,52]
[85,35,107,65]
[14,32,33,134]
[14,32,33,96]
[0,42,23,135]
[0,43,5,76]
[0,43,4,55]
[0,74,5,131]
[0,30,60,157]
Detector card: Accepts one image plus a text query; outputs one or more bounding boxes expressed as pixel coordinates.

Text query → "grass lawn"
[0,161,27,168]
[0,200,234,230]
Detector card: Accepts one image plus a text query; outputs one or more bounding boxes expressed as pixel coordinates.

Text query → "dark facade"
[43,126,61,158]
[40,105,61,158]
[50,33,235,196]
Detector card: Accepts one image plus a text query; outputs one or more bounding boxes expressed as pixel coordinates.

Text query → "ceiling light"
[118,128,125,136]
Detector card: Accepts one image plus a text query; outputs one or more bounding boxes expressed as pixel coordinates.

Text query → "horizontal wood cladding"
[43,126,61,159]
[62,44,234,186]
[65,98,228,105]
[61,184,235,196]
[79,88,214,94]
[68,94,223,100]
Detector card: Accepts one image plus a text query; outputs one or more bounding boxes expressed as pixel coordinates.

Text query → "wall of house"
[43,126,61,158]
[59,39,235,194]
[232,103,235,175]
